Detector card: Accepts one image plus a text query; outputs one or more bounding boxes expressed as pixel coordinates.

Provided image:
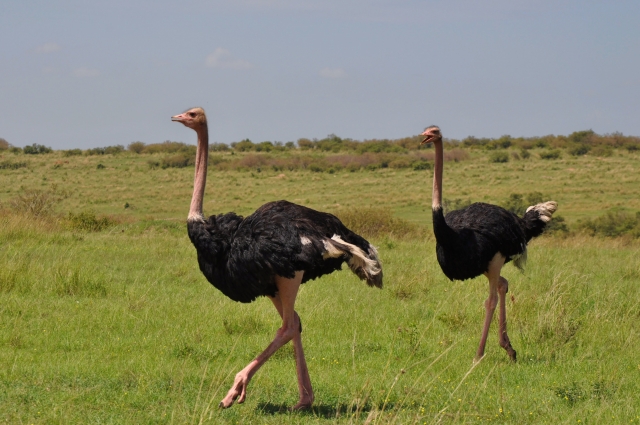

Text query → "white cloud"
[73,67,100,77]
[319,67,347,79]
[35,42,61,53]
[206,48,254,69]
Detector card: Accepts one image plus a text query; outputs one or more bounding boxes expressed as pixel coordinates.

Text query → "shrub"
[161,153,193,168]
[9,189,61,217]
[575,210,640,238]
[335,207,424,239]
[545,215,570,235]
[626,143,639,152]
[462,136,489,148]
[211,143,230,152]
[0,138,9,151]
[208,154,226,166]
[590,145,613,157]
[567,129,595,145]
[519,148,531,159]
[446,149,470,162]
[309,164,326,173]
[128,141,145,153]
[62,149,83,157]
[388,158,412,169]
[85,145,125,155]
[143,141,195,155]
[486,136,512,150]
[66,211,113,232]
[539,149,561,160]
[490,151,509,163]
[412,161,430,171]
[534,140,549,149]
[232,139,255,152]
[297,138,314,150]
[568,143,590,156]
[23,144,52,154]
[357,140,404,154]
[0,160,27,170]
[255,141,274,152]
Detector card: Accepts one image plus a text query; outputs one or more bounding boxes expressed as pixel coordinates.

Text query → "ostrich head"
[420,126,442,145]
[171,107,207,131]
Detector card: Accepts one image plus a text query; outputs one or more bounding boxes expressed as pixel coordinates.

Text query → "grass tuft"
[335,207,425,239]
[9,189,62,217]
[66,210,114,232]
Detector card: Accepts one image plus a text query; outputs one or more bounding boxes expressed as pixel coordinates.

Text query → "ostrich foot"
[290,399,313,411]
[503,346,517,362]
[219,372,250,408]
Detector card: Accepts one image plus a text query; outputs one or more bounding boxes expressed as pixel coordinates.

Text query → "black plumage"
[188,200,381,303]
[433,202,550,281]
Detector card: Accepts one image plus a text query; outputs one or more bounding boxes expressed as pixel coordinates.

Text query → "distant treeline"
[1,130,639,158]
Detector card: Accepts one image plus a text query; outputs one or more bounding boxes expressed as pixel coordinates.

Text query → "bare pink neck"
[432,139,443,210]
[188,125,209,221]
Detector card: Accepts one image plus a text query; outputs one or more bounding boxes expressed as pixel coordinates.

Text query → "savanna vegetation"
[1,131,639,424]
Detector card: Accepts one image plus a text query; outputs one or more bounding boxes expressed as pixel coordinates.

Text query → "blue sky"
[1,0,639,149]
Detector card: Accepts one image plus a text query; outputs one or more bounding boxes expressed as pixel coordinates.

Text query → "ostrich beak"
[171,114,185,123]
[420,134,434,145]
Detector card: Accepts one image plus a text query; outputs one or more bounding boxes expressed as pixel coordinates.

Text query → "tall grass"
[1,221,639,423]
[1,142,640,423]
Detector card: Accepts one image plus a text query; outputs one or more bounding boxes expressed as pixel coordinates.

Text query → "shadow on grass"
[257,401,395,418]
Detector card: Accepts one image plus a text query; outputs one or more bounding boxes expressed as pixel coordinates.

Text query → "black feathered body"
[187,200,379,303]
[433,202,549,281]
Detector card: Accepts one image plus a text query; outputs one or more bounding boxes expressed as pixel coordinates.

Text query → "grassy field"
[1,148,639,424]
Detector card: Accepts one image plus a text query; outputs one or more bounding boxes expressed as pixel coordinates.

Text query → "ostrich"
[171,107,382,410]
[421,125,557,362]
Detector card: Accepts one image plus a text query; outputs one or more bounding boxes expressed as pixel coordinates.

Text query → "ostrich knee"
[484,292,498,312]
[497,276,509,295]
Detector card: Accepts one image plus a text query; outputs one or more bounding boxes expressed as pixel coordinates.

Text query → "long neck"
[431,139,456,242]
[188,125,209,221]
[432,139,443,211]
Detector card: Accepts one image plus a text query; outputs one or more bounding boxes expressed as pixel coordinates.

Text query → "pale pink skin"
[172,108,314,409]
[421,127,516,362]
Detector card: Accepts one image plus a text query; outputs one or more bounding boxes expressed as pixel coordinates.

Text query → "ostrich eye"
[188,112,196,118]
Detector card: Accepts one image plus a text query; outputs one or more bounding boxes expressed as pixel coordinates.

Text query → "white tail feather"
[322,235,382,287]
[526,201,558,223]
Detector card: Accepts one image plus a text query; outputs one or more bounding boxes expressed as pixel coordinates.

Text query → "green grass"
[1,149,640,424]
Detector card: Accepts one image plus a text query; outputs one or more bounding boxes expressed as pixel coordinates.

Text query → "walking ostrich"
[421,126,557,362]
[171,107,382,410]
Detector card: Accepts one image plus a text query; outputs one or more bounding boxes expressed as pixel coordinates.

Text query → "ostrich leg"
[475,254,505,362]
[497,276,517,361]
[268,278,314,410]
[219,271,308,409]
